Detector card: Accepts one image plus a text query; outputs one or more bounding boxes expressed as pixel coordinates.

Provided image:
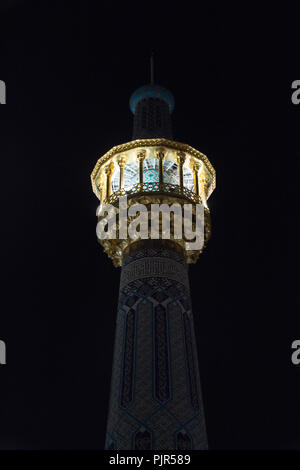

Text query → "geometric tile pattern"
[105,247,208,450]
[120,308,135,408]
[154,304,170,403]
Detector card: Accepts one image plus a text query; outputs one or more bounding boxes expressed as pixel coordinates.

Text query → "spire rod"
[150,51,154,85]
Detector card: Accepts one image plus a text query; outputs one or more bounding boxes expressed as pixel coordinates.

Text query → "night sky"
[0,1,300,450]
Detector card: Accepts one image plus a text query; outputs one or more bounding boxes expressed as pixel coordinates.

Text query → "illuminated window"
[111,157,194,192]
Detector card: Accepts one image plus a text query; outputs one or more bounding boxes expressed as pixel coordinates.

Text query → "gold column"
[117,155,127,191]
[96,175,105,204]
[137,150,146,191]
[192,161,201,197]
[99,181,104,204]
[200,172,208,206]
[104,161,114,201]
[155,148,165,190]
[177,151,186,194]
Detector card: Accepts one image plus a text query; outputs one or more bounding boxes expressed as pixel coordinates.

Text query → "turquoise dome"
[129,84,175,114]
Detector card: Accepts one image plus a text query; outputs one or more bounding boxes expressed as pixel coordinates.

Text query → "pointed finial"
[150,51,154,85]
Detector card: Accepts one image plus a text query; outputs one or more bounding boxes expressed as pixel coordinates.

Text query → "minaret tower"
[91,62,215,450]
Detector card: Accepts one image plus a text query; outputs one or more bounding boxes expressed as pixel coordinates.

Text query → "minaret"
[91,64,216,450]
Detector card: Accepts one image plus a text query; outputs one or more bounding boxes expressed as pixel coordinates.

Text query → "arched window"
[111,161,139,192]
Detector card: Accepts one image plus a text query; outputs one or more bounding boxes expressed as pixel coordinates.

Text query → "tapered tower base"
[105,242,208,450]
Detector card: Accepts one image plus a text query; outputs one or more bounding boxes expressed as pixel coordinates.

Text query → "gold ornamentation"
[105,161,114,199]
[137,150,146,191]
[176,151,186,165]
[155,148,165,190]
[104,161,114,175]
[106,182,202,205]
[155,147,166,160]
[136,149,147,160]
[190,160,201,196]
[91,139,216,266]
[117,154,127,167]
[176,151,186,194]
[117,155,127,190]
[97,193,211,267]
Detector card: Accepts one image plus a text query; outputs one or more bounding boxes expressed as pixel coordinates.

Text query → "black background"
[0,1,299,450]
